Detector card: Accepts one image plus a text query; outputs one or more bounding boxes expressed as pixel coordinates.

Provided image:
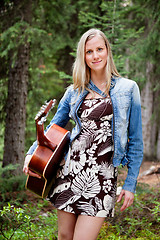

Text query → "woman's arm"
[122,82,143,194]
[26,86,72,156]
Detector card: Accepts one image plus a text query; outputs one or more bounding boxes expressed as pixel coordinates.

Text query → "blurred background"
[0,0,160,172]
[0,1,159,239]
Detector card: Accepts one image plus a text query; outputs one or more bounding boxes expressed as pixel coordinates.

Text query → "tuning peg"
[35,99,57,122]
[52,99,56,108]
[41,116,47,122]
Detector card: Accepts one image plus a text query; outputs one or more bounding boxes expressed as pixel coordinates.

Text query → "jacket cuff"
[122,176,137,193]
[26,140,37,155]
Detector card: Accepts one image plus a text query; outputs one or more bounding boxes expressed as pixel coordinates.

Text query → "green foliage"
[78,0,145,77]
[1,0,160,167]
[0,202,58,239]
[1,21,27,60]
[25,66,72,151]
[0,164,26,199]
[98,186,160,239]
[123,0,160,84]
[151,201,160,222]
[0,0,78,155]
[0,203,31,240]
[0,183,159,240]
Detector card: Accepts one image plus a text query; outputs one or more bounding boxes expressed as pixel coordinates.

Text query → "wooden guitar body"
[25,100,70,198]
[26,124,70,198]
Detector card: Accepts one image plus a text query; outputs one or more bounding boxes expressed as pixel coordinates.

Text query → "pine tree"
[0,0,32,173]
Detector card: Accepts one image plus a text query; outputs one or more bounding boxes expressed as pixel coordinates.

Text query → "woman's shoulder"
[65,84,78,94]
[116,76,139,91]
[118,76,137,85]
[62,84,79,103]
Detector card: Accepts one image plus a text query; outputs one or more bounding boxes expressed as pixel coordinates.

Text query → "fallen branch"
[138,165,160,179]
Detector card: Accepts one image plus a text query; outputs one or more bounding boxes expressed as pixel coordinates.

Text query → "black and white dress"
[48,96,118,217]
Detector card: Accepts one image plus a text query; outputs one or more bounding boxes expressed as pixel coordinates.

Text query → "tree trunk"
[141,62,153,158]
[3,44,29,172]
[2,0,31,174]
[150,89,159,158]
[157,128,160,161]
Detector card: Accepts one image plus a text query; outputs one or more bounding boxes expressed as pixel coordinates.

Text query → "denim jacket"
[27,76,143,193]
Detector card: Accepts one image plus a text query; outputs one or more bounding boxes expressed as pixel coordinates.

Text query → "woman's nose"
[93,51,99,59]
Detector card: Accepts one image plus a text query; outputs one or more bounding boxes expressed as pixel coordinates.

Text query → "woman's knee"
[58,230,74,240]
[57,210,77,240]
[73,215,105,240]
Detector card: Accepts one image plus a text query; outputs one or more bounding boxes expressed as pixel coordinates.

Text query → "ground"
[118,160,160,188]
[137,161,160,186]
[1,161,159,240]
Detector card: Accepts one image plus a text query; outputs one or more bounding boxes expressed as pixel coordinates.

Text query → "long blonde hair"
[72,28,120,94]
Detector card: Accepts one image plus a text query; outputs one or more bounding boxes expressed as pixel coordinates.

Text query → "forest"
[0,0,160,239]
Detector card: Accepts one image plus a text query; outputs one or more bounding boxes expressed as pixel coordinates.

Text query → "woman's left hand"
[117,189,134,211]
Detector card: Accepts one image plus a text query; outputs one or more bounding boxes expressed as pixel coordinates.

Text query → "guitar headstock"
[35,99,56,123]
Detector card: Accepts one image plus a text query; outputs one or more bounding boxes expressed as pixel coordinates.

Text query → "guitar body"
[26,123,70,198]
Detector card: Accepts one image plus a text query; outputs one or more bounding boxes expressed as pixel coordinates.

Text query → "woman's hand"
[117,189,134,211]
[23,155,41,178]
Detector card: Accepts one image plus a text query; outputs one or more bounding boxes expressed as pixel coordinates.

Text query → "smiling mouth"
[92,60,102,64]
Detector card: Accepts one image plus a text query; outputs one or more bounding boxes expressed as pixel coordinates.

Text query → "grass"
[0,169,159,239]
[98,184,160,239]
[0,200,58,239]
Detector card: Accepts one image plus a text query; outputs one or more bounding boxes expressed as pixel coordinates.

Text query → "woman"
[23,28,143,240]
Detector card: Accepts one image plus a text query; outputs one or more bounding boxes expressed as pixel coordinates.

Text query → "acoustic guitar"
[26,99,70,198]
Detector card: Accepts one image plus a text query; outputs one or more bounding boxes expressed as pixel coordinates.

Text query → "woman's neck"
[91,71,107,91]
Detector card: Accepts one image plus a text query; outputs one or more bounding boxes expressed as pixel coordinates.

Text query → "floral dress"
[47,96,118,217]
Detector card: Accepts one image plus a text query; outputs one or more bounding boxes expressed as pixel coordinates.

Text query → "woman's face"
[85,35,108,73]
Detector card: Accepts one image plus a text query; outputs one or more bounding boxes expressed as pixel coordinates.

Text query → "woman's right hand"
[23,155,41,178]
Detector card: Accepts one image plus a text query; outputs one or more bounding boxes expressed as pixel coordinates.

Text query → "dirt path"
[137,161,160,187]
[118,161,160,188]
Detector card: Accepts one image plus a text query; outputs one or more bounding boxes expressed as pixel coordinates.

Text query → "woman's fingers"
[117,189,124,203]
[23,155,41,179]
[28,170,41,178]
[117,189,134,211]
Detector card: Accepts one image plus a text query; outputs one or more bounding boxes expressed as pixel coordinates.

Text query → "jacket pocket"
[116,93,131,109]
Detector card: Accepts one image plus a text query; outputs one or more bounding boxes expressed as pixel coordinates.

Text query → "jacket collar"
[110,75,117,90]
[87,75,117,97]
[88,80,107,97]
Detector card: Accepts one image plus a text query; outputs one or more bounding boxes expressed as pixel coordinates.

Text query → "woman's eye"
[86,50,92,54]
[98,48,103,51]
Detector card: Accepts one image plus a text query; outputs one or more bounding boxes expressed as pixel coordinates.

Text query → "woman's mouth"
[92,60,102,64]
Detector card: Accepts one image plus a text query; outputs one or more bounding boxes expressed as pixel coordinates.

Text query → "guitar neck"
[35,99,56,124]
[35,99,57,151]
[36,122,57,151]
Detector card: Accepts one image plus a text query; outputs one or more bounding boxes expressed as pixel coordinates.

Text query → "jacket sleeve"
[26,86,71,155]
[122,82,143,193]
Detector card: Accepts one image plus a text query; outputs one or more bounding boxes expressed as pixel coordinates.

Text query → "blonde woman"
[23,29,143,240]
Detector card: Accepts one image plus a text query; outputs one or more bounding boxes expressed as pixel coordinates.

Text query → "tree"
[125,0,160,160]
[1,0,159,176]
[0,0,83,170]
[0,0,32,173]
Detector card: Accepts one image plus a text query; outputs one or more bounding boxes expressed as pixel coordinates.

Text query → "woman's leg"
[57,209,77,240]
[73,215,105,240]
